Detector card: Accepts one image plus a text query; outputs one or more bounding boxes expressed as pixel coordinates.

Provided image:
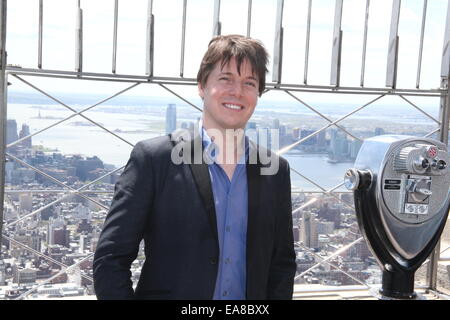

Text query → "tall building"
[329,128,337,153]
[79,234,86,253]
[0,260,6,285]
[52,226,70,248]
[6,119,18,145]
[165,103,177,134]
[13,264,37,285]
[300,129,316,146]
[47,217,69,247]
[374,127,385,136]
[19,123,32,148]
[316,130,327,148]
[300,212,318,249]
[11,232,33,258]
[329,128,349,160]
[272,118,280,129]
[30,231,42,253]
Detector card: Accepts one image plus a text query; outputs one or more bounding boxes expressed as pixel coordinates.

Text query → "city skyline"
[2,91,447,298]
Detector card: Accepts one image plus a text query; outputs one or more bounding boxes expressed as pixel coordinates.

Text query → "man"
[93,34,296,300]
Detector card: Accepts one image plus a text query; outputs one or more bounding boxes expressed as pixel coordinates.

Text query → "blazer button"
[209,257,217,265]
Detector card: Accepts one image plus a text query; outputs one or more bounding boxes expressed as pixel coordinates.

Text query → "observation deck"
[0,0,449,301]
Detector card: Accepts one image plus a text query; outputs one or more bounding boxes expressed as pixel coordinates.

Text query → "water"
[7,95,437,192]
[8,103,164,166]
[283,153,352,192]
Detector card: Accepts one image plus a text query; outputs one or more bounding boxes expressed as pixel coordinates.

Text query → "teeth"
[224,104,242,110]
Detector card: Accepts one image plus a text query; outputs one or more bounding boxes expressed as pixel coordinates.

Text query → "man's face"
[199,57,259,132]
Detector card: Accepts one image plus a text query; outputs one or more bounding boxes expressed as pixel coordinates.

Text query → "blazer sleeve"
[93,141,153,300]
[267,160,297,299]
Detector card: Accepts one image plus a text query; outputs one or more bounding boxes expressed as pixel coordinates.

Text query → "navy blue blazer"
[93,128,296,300]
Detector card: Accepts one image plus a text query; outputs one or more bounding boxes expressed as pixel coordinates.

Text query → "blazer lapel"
[190,162,218,243]
[186,128,219,245]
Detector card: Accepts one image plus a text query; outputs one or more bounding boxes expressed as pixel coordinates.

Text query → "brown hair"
[197,34,269,96]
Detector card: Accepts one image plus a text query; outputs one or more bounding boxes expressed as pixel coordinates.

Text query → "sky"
[5,0,450,104]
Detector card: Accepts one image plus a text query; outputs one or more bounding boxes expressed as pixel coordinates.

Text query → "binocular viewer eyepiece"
[345,135,450,300]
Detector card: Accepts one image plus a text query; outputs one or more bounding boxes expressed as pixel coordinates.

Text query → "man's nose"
[229,81,243,97]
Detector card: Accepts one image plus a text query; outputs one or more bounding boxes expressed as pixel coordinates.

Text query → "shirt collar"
[199,118,248,165]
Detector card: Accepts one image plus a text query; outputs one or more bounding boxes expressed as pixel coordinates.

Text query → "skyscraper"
[19,124,32,148]
[0,260,6,285]
[300,212,318,249]
[79,234,86,253]
[300,129,316,146]
[329,128,349,161]
[47,216,69,247]
[374,127,385,136]
[165,103,177,134]
[316,130,327,148]
[272,118,280,129]
[6,119,18,145]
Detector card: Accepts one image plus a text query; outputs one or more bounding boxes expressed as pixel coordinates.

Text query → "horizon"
[8,87,441,111]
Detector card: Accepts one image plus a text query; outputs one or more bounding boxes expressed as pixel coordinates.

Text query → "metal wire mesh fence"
[1,0,450,299]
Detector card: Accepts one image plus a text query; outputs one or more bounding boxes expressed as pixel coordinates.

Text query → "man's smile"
[223,103,244,111]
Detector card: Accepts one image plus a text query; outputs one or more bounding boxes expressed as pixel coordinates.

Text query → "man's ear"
[198,82,204,100]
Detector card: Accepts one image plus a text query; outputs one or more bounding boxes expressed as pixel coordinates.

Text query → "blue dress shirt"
[199,121,248,300]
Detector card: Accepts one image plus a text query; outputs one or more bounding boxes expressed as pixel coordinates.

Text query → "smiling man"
[93,34,296,300]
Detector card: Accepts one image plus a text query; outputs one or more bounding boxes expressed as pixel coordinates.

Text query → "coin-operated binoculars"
[344,135,450,299]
